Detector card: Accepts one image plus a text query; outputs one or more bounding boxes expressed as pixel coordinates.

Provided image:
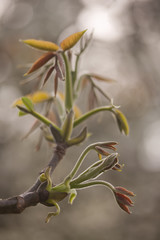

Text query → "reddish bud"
[115,186,135,197]
[112,163,124,172]
[115,192,133,206]
[95,146,110,156]
[118,203,131,214]
[114,188,135,214]
[24,52,55,76]
[99,141,118,151]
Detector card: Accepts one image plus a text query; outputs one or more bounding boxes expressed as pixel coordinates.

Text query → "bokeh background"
[0,0,160,239]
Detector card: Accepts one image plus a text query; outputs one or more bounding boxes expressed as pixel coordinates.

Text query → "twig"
[0,143,67,214]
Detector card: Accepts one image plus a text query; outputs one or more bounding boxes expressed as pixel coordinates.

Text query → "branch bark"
[0,143,67,214]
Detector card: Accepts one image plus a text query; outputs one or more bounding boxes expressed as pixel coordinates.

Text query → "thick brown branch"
[0,143,67,214]
[0,192,39,214]
[48,143,67,173]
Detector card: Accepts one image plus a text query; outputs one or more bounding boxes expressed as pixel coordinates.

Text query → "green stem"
[73,55,80,87]
[64,144,93,183]
[61,52,73,111]
[70,180,115,192]
[30,110,61,132]
[64,141,109,182]
[70,159,103,185]
[51,183,69,193]
[73,105,113,127]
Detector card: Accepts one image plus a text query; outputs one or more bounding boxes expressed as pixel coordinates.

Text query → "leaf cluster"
[8,29,133,222]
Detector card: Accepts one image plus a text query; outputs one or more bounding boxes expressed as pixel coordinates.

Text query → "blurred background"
[0,0,160,239]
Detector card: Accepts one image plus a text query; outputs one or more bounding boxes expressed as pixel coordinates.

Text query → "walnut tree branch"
[0,143,67,214]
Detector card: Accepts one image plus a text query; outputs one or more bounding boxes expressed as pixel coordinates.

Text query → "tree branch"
[0,143,67,214]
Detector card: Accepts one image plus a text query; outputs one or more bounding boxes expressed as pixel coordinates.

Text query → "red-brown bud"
[114,187,135,214]
[115,186,135,197]
[98,141,118,151]
[95,146,110,156]
[112,163,124,172]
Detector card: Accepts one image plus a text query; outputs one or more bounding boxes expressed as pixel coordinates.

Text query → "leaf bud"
[113,109,129,136]
[61,109,74,141]
[67,126,87,146]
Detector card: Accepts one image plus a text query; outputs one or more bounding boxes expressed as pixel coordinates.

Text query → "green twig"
[30,110,61,132]
[64,141,111,182]
[61,52,73,111]
[70,180,115,192]
[73,105,113,127]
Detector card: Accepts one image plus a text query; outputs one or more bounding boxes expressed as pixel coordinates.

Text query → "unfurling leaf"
[113,109,129,136]
[60,30,87,51]
[22,97,34,111]
[67,126,87,146]
[75,153,118,183]
[18,111,28,116]
[21,39,59,51]
[61,110,74,140]
[24,52,55,76]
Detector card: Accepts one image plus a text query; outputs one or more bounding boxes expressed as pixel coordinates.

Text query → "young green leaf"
[22,97,34,111]
[21,39,59,51]
[61,110,74,140]
[113,109,129,136]
[60,30,87,51]
[18,111,28,117]
[67,126,87,146]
